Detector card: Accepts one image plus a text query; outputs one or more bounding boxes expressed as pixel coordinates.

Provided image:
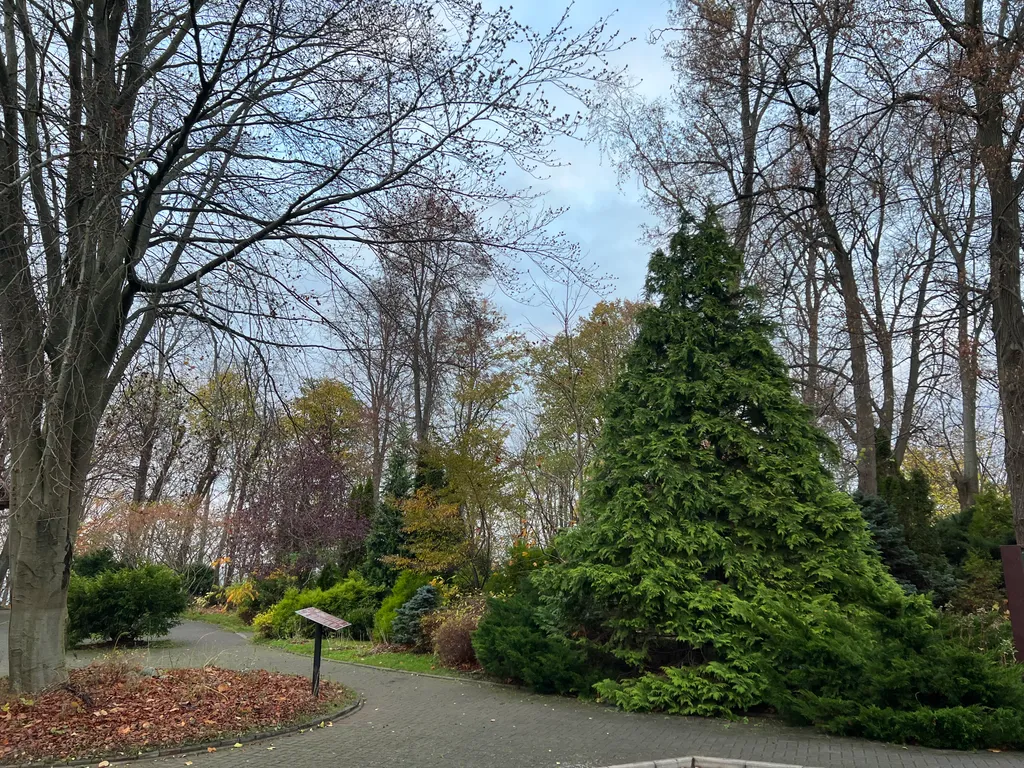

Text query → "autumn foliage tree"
[385,488,470,576]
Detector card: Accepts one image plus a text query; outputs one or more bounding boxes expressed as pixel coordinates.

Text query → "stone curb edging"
[599,757,807,768]
[4,698,363,768]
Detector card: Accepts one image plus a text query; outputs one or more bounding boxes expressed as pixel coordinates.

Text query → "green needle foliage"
[507,215,1024,748]
[68,564,188,646]
[362,439,414,588]
[392,584,440,647]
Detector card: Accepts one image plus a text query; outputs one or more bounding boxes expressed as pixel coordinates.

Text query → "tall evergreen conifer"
[534,216,912,713]
[481,218,1024,746]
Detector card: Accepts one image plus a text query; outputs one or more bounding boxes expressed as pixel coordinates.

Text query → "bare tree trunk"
[956,240,981,509]
[921,145,982,510]
[832,241,879,495]
[0,426,8,593]
[968,17,1024,541]
[7,411,96,691]
[981,162,1024,541]
[892,235,937,468]
[733,0,764,254]
[922,0,1024,539]
[177,436,221,568]
[803,248,823,414]
[811,123,878,492]
[148,421,185,504]
[133,370,165,505]
[0,536,9,599]
[126,361,167,562]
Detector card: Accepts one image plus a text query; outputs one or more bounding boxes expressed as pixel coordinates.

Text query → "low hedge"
[253,575,384,640]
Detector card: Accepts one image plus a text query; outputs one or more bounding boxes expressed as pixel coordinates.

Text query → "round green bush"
[68,564,188,645]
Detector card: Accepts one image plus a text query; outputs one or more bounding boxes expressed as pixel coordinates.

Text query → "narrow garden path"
[30,619,1019,768]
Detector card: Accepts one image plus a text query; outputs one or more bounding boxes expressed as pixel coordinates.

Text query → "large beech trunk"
[8,544,68,692]
[6,422,93,690]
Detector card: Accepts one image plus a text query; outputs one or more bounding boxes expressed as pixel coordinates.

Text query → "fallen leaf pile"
[0,661,349,764]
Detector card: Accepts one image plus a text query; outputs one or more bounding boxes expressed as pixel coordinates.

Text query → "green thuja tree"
[362,439,414,588]
[517,216,1024,747]
[534,215,897,709]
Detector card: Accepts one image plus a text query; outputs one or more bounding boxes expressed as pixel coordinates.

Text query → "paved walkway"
[42,621,1020,768]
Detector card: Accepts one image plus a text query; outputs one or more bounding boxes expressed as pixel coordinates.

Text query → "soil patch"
[0,660,350,764]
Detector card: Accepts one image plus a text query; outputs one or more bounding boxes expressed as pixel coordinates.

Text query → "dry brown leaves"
[0,660,348,764]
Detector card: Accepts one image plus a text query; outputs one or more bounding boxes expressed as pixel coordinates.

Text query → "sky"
[484,0,677,336]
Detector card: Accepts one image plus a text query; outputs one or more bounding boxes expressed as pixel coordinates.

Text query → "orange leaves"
[0,662,347,764]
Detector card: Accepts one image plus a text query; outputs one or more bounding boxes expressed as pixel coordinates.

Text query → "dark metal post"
[1000,545,1024,657]
[312,623,323,698]
[295,607,348,696]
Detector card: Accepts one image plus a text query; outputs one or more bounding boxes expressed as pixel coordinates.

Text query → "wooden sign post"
[294,607,351,697]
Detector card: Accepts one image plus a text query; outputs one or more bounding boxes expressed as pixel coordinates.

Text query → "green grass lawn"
[186,611,478,679]
[183,608,252,634]
[265,637,470,678]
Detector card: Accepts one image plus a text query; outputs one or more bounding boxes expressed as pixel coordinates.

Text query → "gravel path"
[26,619,1016,768]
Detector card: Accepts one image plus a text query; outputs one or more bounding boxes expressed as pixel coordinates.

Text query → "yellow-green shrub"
[254,575,383,640]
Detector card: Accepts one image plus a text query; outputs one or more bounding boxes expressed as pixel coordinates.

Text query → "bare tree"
[371,193,494,452]
[333,277,409,502]
[600,0,990,501]
[919,0,1024,538]
[906,109,989,508]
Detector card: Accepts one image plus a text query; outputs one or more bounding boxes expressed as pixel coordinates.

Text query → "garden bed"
[265,637,481,678]
[0,661,352,764]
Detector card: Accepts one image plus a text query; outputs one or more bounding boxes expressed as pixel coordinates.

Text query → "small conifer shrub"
[392,584,440,647]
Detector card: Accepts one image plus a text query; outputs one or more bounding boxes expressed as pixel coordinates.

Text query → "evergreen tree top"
[599,215,839,500]
[383,433,414,500]
[644,214,749,313]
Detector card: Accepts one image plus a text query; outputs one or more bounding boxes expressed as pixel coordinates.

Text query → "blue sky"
[487,0,676,335]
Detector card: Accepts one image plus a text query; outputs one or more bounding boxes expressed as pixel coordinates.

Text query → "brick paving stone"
[15,620,1024,768]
